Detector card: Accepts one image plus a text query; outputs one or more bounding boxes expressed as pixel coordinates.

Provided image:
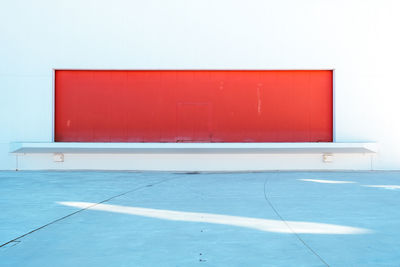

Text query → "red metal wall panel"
[55,70,333,142]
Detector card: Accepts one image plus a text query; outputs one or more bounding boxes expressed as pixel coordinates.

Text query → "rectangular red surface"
[55,70,333,142]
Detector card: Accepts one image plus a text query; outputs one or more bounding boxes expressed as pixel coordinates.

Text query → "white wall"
[1,0,399,170]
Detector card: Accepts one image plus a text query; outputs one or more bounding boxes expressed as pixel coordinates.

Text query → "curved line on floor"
[263,175,330,267]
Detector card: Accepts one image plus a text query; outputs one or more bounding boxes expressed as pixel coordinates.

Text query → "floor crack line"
[263,175,330,267]
[0,176,180,248]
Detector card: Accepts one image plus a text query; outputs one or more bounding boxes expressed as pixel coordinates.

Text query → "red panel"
[55,70,333,142]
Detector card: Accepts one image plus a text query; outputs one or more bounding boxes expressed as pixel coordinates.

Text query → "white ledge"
[9,142,378,154]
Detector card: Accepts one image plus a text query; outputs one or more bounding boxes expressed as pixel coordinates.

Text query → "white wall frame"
[50,68,336,144]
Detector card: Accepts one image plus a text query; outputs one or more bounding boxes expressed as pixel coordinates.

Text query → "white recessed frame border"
[50,68,338,142]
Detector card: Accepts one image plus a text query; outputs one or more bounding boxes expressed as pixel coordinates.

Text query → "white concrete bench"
[10,142,378,154]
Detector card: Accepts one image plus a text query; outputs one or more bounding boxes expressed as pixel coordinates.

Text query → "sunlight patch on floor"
[58,201,370,235]
[363,185,400,190]
[298,179,356,184]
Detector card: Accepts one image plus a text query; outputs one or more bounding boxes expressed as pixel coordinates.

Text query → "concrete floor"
[0,171,400,266]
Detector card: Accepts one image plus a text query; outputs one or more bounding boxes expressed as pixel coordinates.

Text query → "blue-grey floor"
[1,171,400,266]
